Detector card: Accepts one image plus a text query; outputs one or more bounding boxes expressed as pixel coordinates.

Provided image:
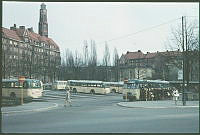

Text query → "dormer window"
[24,38,29,43]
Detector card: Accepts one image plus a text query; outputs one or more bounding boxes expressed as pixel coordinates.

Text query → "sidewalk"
[2,102,58,114]
[117,100,199,109]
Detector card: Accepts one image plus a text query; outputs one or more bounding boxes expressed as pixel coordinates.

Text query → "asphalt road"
[2,90,199,133]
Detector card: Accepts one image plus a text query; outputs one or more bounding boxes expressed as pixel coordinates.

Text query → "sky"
[2,2,199,65]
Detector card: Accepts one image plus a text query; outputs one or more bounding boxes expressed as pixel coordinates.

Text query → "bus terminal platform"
[117,100,199,109]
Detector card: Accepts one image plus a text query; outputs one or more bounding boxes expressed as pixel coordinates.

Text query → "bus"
[123,79,145,101]
[146,80,173,100]
[123,79,176,101]
[52,81,68,90]
[2,79,43,100]
[43,83,52,90]
[104,82,124,93]
[68,80,110,94]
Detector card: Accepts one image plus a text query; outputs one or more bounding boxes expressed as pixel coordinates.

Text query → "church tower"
[38,3,48,37]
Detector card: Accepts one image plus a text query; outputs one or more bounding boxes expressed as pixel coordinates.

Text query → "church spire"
[38,3,48,37]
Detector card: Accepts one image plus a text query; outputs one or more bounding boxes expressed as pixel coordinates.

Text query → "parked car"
[43,83,52,90]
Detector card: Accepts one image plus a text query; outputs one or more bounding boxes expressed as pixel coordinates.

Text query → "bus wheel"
[111,89,116,93]
[90,90,95,94]
[10,92,16,99]
[73,88,77,93]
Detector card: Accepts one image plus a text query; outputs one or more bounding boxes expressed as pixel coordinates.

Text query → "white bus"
[123,79,177,101]
[68,80,110,94]
[2,79,43,100]
[104,82,124,93]
[52,81,68,90]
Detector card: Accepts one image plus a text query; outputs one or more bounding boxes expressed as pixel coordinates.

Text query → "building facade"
[2,3,61,83]
[118,49,199,81]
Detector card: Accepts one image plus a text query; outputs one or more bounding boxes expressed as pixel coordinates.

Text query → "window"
[13,41,17,46]
[9,40,13,44]
[3,38,7,44]
[24,38,29,43]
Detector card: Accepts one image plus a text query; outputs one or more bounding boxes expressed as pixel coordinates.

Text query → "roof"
[145,52,158,59]
[121,50,181,60]
[124,51,145,59]
[2,27,22,41]
[158,51,181,57]
[2,26,59,50]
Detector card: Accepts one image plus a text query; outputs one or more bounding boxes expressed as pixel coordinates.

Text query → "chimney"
[127,51,129,54]
[157,51,159,53]
[19,26,25,29]
[147,52,150,54]
[28,27,34,32]
[10,24,17,31]
[138,50,141,52]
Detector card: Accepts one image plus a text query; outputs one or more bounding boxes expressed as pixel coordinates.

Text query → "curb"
[2,103,58,114]
[117,103,199,109]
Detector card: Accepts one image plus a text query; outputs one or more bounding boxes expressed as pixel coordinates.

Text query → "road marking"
[2,103,58,114]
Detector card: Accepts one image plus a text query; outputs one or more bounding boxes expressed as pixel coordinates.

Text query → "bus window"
[14,81,20,88]
[2,82,6,88]
[23,81,29,89]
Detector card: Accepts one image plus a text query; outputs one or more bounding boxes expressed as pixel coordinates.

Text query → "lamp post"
[182,16,186,106]
[18,76,25,105]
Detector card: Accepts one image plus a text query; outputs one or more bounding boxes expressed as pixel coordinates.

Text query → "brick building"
[2,3,61,83]
[118,50,196,81]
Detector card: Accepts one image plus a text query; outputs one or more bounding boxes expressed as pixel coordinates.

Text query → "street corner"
[117,101,199,109]
[2,102,59,114]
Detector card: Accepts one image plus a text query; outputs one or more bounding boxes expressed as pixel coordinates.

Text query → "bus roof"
[54,80,68,83]
[126,79,169,84]
[147,80,169,84]
[169,81,199,84]
[2,79,41,82]
[127,79,147,83]
[104,82,124,85]
[68,80,103,84]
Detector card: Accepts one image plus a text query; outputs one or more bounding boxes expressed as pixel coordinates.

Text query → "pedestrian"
[64,87,72,107]
[150,92,154,101]
[167,91,171,100]
[172,90,179,105]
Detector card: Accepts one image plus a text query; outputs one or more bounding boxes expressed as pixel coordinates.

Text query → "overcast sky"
[3,2,199,64]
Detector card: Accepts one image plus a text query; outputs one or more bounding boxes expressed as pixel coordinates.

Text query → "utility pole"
[182,16,186,106]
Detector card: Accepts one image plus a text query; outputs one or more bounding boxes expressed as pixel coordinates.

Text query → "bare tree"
[113,47,119,67]
[102,42,111,81]
[113,47,119,81]
[83,40,89,66]
[103,42,110,66]
[88,40,97,80]
[89,40,97,66]
[167,18,199,82]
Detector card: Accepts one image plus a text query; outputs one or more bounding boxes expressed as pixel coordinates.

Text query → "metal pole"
[182,16,186,106]
[21,83,23,105]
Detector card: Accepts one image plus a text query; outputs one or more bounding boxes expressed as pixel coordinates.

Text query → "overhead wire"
[95,17,182,45]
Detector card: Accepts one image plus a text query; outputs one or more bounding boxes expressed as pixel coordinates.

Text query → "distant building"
[2,3,61,83]
[119,50,156,81]
[118,49,199,81]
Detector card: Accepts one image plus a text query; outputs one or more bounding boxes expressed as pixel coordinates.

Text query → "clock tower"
[38,3,48,37]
